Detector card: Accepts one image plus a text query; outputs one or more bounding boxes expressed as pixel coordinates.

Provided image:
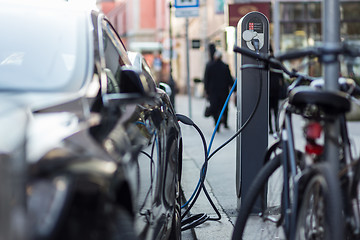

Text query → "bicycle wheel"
[295,163,344,240]
[347,159,360,239]
[232,153,283,240]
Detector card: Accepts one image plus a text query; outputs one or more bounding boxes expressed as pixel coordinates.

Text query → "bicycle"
[231,43,360,240]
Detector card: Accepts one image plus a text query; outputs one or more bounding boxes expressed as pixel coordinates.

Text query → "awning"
[129,42,163,52]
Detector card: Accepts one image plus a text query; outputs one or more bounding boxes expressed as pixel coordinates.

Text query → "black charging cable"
[177,41,264,231]
[176,114,221,231]
[177,69,262,230]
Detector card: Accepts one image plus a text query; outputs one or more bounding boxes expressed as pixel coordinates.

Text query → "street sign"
[174,0,199,18]
[175,0,198,8]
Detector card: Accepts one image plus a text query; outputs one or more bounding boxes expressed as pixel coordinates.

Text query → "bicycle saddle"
[288,86,351,114]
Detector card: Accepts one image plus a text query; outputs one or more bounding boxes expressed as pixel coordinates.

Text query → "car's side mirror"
[118,67,145,95]
[159,82,172,96]
[103,67,154,107]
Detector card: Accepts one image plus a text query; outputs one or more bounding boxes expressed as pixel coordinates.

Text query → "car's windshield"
[0,3,89,92]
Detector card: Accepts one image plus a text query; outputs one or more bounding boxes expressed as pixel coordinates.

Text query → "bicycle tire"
[295,163,344,240]
[232,153,282,240]
[346,159,360,239]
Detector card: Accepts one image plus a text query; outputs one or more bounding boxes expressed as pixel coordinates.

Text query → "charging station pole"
[236,12,269,211]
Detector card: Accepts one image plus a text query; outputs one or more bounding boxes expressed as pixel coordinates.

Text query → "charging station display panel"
[248,18,263,33]
[242,17,265,51]
[236,12,269,211]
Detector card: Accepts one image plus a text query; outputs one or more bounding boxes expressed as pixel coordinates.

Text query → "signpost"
[174,0,199,118]
[174,0,199,18]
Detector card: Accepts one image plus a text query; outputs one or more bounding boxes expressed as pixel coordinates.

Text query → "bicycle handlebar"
[233,46,296,77]
[233,43,360,97]
[234,43,360,65]
[275,48,319,61]
[233,46,269,62]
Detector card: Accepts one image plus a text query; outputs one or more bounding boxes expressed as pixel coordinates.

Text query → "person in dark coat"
[204,50,234,131]
[207,43,216,62]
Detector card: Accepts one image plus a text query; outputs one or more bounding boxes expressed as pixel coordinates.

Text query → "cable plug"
[176,114,194,126]
[251,38,260,54]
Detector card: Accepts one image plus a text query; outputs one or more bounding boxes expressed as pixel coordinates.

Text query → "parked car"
[0,1,182,240]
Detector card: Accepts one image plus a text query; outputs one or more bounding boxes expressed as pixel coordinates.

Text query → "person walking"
[204,49,234,131]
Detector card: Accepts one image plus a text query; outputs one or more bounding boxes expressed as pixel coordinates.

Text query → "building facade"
[98,0,360,94]
[98,0,170,84]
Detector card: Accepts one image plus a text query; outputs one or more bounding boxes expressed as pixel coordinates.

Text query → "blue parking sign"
[174,0,199,8]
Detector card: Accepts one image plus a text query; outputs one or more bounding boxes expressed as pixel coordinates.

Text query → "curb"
[181,153,234,240]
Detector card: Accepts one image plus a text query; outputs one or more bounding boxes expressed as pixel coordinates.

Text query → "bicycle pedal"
[264,215,280,223]
[259,206,282,224]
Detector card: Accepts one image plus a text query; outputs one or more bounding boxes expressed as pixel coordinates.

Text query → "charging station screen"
[247,17,263,33]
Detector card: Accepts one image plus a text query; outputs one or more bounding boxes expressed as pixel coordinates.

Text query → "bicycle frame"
[338,113,360,237]
[270,89,355,239]
[280,109,299,239]
[231,1,360,236]
[281,95,360,239]
[261,100,309,239]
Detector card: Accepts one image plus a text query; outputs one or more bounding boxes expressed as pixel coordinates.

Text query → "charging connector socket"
[251,39,260,53]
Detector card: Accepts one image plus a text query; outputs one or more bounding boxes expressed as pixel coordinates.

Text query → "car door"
[92,12,159,237]
[93,13,182,240]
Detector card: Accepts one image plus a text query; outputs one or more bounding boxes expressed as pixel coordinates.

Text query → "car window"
[102,26,123,93]
[102,20,151,95]
[103,20,132,66]
[141,59,157,93]
[102,20,137,94]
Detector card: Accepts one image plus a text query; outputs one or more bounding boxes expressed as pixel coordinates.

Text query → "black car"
[0,1,182,239]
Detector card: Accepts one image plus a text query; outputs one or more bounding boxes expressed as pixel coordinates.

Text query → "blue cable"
[181,78,237,209]
[207,78,237,156]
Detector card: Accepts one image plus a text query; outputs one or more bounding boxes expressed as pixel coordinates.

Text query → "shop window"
[279,1,360,77]
[307,3,321,20]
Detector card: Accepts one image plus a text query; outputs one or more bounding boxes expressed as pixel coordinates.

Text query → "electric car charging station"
[178,1,358,238]
[178,12,271,237]
[236,12,269,211]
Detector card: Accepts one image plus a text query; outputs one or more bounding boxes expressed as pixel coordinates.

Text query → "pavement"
[175,93,244,240]
[175,93,360,240]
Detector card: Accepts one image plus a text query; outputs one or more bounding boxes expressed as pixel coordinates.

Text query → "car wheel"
[169,204,181,240]
[169,180,181,240]
[111,207,139,240]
